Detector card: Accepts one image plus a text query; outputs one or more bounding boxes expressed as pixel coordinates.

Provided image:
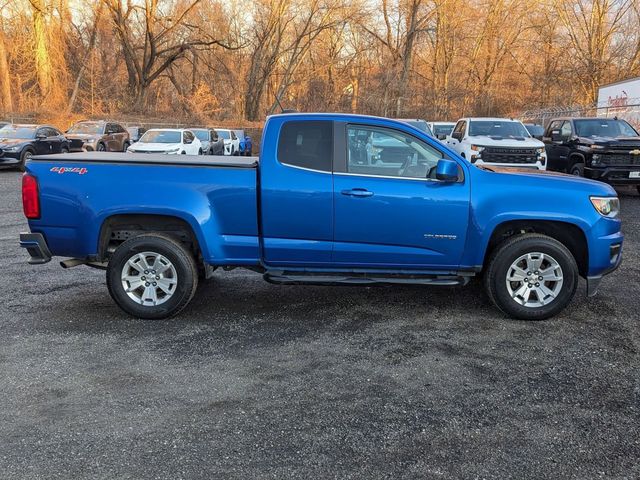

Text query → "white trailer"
[597,77,640,129]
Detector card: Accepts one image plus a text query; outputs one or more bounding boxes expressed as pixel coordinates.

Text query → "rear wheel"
[483,233,578,320]
[97,142,106,152]
[106,233,198,319]
[570,163,584,176]
[122,141,130,152]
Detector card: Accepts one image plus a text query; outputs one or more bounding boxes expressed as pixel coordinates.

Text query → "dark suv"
[65,120,130,152]
[543,117,640,192]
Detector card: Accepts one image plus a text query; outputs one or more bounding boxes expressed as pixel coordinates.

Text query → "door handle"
[341,188,374,197]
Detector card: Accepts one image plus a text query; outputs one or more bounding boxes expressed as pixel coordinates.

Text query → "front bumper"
[584,166,640,185]
[19,232,52,264]
[0,151,21,166]
[586,230,623,296]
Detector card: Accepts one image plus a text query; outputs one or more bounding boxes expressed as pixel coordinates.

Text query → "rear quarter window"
[277,121,333,172]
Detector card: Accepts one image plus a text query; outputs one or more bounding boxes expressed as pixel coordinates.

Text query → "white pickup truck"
[446,118,547,170]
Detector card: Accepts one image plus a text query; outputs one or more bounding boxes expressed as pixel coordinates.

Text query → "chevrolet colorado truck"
[543,117,640,193]
[19,113,623,320]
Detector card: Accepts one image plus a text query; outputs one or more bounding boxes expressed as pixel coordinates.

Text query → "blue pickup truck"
[20,113,623,320]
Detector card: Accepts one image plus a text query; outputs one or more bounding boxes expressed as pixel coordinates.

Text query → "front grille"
[481,147,539,164]
[599,153,640,166]
[69,139,85,150]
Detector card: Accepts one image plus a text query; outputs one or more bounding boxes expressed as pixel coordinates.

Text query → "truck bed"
[25,152,260,265]
[32,152,258,168]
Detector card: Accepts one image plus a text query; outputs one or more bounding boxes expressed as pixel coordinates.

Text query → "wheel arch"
[568,152,586,170]
[483,219,589,277]
[97,214,203,263]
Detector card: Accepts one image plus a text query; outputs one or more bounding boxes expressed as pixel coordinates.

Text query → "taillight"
[22,174,40,219]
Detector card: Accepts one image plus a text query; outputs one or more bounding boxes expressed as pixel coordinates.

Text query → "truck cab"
[543,117,640,192]
[446,118,547,170]
[20,113,623,321]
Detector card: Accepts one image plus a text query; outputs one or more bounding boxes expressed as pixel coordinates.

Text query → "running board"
[263,271,471,286]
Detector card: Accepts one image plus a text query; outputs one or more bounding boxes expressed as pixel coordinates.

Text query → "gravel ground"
[1,170,639,479]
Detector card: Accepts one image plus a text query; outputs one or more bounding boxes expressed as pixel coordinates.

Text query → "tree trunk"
[31,0,54,97]
[0,20,12,111]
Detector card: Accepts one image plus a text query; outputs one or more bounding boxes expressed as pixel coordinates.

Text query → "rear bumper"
[19,232,52,264]
[584,166,640,185]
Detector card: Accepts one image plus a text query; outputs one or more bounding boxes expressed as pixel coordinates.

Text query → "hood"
[468,135,544,147]
[66,133,101,140]
[478,165,616,194]
[129,142,181,151]
[577,135,640,147]
[0,138,30,147]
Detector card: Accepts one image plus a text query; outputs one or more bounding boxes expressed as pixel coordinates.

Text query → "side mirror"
[452,131,463,142]
[435,159,459,182]
[550,130,563,142]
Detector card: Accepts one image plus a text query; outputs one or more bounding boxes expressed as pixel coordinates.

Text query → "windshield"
[192,129,209,141]
[139,130,181,143]
[0,126,36,139]
[525,124,544,136]
[574,119,638,138]
[433,124,455,136]
[68,123,103,134]
[468,121,530,138]
[217,130,230,140]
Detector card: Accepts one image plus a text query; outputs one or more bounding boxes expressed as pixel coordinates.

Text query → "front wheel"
[570,163,584,176]
[106,234,199,319]
[122,141,130,152]
[483,233,578,320]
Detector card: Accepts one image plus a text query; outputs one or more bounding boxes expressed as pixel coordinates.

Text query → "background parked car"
[524,123,545,140]
[65,120,130,152]
[543,117,640,193]
[191,128,223,155]
[398,119,434,136]
[233,129,255,156]
[126,126,147,143]
[0,124,69,169]
[215,128,240,155]
[0,121,9,129]
[127,129,202,155]
[428,121,456,141]
[446,117,547,170]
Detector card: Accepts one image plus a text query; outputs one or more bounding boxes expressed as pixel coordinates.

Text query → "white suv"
[446,118,547,170]
[215,128,240,156]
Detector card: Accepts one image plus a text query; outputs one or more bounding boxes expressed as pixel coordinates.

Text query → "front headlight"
[470,145,485,152]
[590,144,604,150]
[536,147,545,154]
[590,196,620,218]
[4,145,21,152]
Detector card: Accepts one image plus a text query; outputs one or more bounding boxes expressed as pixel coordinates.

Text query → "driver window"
[346,125,442,179]
[560,121,572,138]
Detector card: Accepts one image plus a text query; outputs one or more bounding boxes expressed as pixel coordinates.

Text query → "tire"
[61,147,69,154]
[122,141,130,152]
[483,233,578,320]
[570,163,584,176]
[636,186,640,196]
[19,148,34,171]
[106,233,199,319]
[97,143,106,152]
[198,148,203,155]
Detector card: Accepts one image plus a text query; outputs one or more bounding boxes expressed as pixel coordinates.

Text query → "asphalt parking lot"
[1,170,639,479]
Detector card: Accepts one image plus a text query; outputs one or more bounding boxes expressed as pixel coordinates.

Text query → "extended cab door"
[260,119,335,266]
[332,123,470,269]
